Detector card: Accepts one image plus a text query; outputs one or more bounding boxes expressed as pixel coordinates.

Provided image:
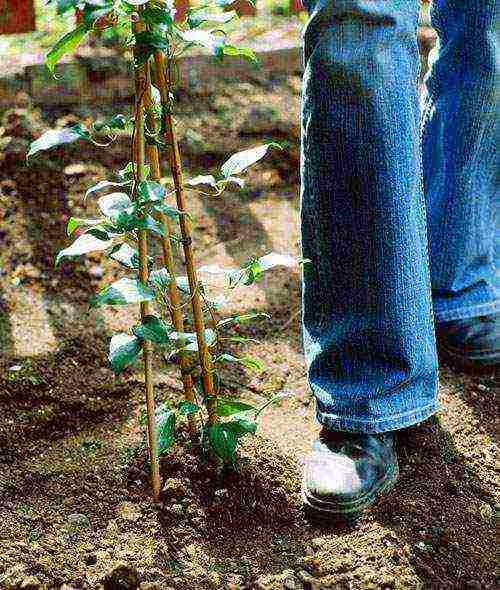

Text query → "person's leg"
[422,0,499,323]
[299,0,439,436]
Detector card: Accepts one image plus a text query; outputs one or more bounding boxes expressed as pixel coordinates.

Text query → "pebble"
[139,584,161,590]
[118,501,142,522]
[162,478,187,498]
[18,577,41,590]
[85,553,98,565]
[103,564,139,590]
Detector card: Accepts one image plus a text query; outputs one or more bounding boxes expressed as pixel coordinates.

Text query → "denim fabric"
[299,0,498,433]
[422,0,499,321]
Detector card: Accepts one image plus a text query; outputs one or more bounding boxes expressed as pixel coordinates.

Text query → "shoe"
[301,428,399,520]
[436,312,499,371]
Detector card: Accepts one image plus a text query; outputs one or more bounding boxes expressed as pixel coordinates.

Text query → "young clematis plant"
[27,0,306,498]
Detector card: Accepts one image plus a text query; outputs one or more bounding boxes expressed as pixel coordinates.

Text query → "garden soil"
[0,73,497,590]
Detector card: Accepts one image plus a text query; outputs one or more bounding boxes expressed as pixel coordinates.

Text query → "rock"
[254,572,304,590]
[85,553,98,565]
[66,513,90,529]
[118,501,142,522]
[207,572,221,589]
[18,577,41,590]
[103,564,139,590]
[465,582,482,590]
[162,478,187,498]
[139,584,161,590]
[64,163,89,176]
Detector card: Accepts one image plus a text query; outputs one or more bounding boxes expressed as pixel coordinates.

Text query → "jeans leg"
[422,0,499,322]
[299,0,439,433]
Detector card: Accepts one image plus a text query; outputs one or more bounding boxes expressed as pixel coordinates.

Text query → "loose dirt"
[0,72,497,590]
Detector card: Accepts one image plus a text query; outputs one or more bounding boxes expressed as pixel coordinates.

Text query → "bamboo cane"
[152,50,218,424]
[143,63,198,432]
[132,19,161,500]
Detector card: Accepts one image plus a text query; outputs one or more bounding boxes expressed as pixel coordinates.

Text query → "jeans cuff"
[315,400,441,434]
[434,299,499,323]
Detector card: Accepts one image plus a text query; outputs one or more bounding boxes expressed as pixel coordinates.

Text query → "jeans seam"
[317,401,439,425]
[434,299,499,322]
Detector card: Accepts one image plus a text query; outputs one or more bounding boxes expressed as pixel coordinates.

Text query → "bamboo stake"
[132,19,161,500]
[153,51,218,424]
[143,63,198,432]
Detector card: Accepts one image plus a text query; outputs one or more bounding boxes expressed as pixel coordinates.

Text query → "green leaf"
[185,175,217,187]
[220,142,282,178]
[98,192,132,218]
[27,124,90,159]
[153,202,183,220]
[157,406,176,456]
[133,315,171,345]
[108,243,140,269]
[217,312,270,328]
[169,328,217,353]
[114,212,166,237]
[142,5,175,27]
[117,162,150,181]
[149,268,172,290]
[134,31,169,65]
[137,180,166,204]
[208,423,237,462]
[179,29,226,54]
[215,354,265,373]
[220,45,259,64]
[224,417,257,437]
[215,397,256,417]
[46,26,89,75]
[84,180,131,202]
[258,252,298,271]
[66,217,103,236]
[89,277,155,309]
[178,401,199,416]
[55,232,113,266]
[108,333,142,374]
[187,9,237,28]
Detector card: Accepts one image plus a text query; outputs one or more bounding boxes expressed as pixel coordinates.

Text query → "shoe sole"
[437,342,499,374]
[301,462,399,521]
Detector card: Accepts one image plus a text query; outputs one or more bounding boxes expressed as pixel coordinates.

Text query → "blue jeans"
[299,0,499,433]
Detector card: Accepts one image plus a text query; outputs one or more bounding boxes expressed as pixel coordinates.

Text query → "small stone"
[118,501,142,522]
[18,577,41,590]
[310,537,326,549]
[103,564,139,590]
[139,584,161,590]
[162,478,187,498]
[64,163,89,176]
[67,513,90,529]
[207,572,221,589]
[85,553,98,565]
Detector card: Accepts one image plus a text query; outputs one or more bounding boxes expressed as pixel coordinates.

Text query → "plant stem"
[133,19,161,500]
[153,51,218,424]
[143,62,198,433]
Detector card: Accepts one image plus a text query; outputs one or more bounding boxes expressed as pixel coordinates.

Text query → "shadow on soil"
[374,416,496,587]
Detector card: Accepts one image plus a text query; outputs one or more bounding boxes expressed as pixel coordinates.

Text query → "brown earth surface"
[0,72,498,590]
